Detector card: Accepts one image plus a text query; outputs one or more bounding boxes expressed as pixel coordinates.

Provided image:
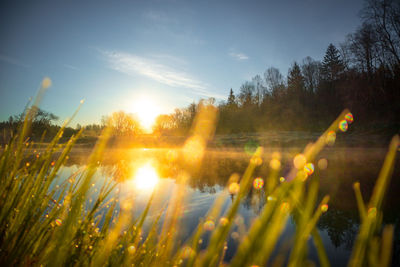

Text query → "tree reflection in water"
[61,146,400,263]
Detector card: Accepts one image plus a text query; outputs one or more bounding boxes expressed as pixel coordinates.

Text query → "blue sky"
[0,0,364,125]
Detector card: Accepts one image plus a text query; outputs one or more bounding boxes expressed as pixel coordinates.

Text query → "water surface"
[58,146,400,266]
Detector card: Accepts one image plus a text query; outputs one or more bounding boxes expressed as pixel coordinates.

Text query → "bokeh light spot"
[128,245,136,254]
[280,202,290,212]
[231,232,240,240]
[251,156,263,166]
[228,182,240,195]
[269,159,281,170]
[204,220,215,231]
[339,120,348,132]
[244,140,259,155]
[293,154,306,169]
[304,163,315,176]
[344,112,354,124]
[41,77,52,89]
[321,204,329,213]
[181,246,194,259]
[368,207,377,219]
[326,131,336,146]
[219,217,229,226]
[253,178,264,189]
[317,158,328,170]
[166,149,178,162]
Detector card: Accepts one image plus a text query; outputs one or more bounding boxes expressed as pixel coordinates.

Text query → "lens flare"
[339,120,348,132]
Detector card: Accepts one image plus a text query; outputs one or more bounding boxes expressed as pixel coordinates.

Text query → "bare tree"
[362,0,400,66]
[264,67,285,98]
[102,111,141,136]
[301,56,321,93]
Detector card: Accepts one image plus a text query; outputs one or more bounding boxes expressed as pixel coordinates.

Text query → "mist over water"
[58,146,400,265]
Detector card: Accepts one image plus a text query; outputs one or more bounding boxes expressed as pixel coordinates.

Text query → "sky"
[0,0,364,125]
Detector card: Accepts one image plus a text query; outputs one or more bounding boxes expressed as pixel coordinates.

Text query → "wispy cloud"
[229,50,249,61]
[0,54,29,68]
[102,50,224,99]
[143,10,177,24]
[63,64,79,71]
[142,10,205,46]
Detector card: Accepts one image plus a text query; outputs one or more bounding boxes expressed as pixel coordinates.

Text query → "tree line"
[1,0,398,142]
[160,0,400,134]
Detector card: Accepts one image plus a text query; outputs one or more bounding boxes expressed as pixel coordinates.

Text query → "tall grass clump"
[0,79,398,266]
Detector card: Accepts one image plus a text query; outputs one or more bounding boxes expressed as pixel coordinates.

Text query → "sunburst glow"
[131,96,161,133]
[133,163,159,190]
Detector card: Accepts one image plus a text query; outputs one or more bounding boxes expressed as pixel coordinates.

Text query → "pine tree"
[227,88,236,106]
[321,44,344,82]
[287,62,304,94]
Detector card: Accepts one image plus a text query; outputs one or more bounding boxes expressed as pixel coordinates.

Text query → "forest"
[1,0,399,142]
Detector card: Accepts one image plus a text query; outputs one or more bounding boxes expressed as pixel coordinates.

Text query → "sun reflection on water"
[132,162,160,190]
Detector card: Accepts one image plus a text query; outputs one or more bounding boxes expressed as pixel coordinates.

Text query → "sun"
[131,96,160,133]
